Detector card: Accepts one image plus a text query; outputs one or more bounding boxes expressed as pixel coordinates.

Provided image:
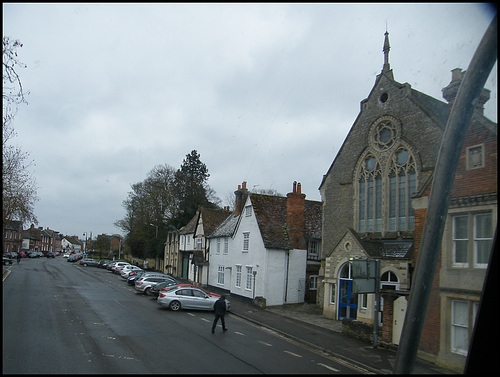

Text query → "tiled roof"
[199,207,232,236]
[251,194,291,250]
[209,214,240,238]
[350,230,413,259]
[251,194,323,250]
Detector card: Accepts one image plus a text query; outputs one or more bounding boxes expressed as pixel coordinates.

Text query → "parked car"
[3,256,13,265]
[160,283,221,298]
[157,286,231,312]
[147,280,180,297]
[79,258,99,267]
[120,266,143,279]
[128,271,167,285]
[113,262,132,275]
[134,275,176,295]
[97,259,112,268]
[46,252,55,258]
[63,253,70,258]
[109,261,128,273]
[67,254,79,262]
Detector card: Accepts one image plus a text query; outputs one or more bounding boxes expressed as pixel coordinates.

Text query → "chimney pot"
[297,183,301,194]
[293,181,297,193]
[242,181,247,189]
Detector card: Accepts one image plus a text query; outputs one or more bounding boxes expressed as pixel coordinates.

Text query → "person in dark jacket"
[212,295,227,333]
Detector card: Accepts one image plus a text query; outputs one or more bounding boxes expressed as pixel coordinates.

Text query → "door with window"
[338,263,358,320]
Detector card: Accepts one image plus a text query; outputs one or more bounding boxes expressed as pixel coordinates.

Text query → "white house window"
[453,215,469,267]
[308,239,320,260]
[243,232,250,252]
[474,213,493,267]
[451,300,478,356]
[217,265,225,285]
[245,266,253,290]
[329,284,336,304]
[381,271,399,290]
[452,212,492,268]
[196,238,202,251]
[216,239,221,254]
[235,265,242,288]
[224,238,229,255]
[309,275,318,290]
[245,205,252,217]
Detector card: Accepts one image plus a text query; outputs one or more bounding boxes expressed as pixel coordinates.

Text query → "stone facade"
[318,32,496,372]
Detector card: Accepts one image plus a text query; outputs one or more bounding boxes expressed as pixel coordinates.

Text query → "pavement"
[225,295,457,374]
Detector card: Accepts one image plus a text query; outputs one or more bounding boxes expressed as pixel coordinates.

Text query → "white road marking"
[318,363,340,372]
[284,350,302,358]
[258,341,273,347]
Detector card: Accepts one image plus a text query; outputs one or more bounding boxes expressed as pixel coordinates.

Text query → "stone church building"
[318,32,496,372]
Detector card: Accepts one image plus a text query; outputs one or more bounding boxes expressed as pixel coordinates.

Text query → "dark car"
[97,259,112,269]
[46,252,55,258]
[3,257,14,265]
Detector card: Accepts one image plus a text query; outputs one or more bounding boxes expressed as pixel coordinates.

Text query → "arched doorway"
[338,262,358,320]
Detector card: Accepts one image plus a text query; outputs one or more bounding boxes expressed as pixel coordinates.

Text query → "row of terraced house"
[161,33,496,372]
[2,223,84,255]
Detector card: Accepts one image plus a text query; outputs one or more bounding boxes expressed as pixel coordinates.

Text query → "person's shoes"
[223,328,228,332]
[211,329,214,334]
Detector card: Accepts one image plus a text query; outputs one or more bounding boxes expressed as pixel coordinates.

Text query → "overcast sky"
[3,3,497,239]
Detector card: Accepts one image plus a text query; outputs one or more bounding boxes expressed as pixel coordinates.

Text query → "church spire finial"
[383,30,391,72]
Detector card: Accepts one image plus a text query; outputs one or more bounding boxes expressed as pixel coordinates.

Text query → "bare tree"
[2,36,38,226]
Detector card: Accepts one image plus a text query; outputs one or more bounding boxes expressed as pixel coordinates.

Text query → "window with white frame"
[381,271,399,290]
[451,300,478,356]
[308,240,320,259]
[329,284,335,304]
[216,238,221,254]
[235,265,242,288]
[196,238,202,251]
[245,205,252,217]
[217,265,224,285]
[309,275,318,290]
[474,213,493,267]
[243,232,250,252]
[245,266,253,290]
[452,212,493,268]
[224,237,229,254]
[453,215,469,267]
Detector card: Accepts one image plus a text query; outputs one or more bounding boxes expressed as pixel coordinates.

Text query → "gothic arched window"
[388,148,416,231]
[358,154,382,232]
[356,116,418,235]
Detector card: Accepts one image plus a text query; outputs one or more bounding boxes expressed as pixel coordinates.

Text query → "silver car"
[134,275,175,295]
[157,286,230,312]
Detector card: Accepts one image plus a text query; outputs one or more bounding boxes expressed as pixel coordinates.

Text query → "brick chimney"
[233,181,249,217]
[286,181,306,250]
[442,68,490,114]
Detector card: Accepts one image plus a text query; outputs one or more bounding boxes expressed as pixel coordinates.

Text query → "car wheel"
[144,287,151,295]
[83,263,87,267]
[169,301,181,311]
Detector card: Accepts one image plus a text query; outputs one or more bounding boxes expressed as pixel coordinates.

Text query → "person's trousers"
[212,314,226,331]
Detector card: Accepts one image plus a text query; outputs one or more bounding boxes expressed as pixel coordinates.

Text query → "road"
[3,257,368,374]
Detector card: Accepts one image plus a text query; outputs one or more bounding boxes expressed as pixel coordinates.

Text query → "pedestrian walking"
[212,295,228,333]
[16,253,21,264]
